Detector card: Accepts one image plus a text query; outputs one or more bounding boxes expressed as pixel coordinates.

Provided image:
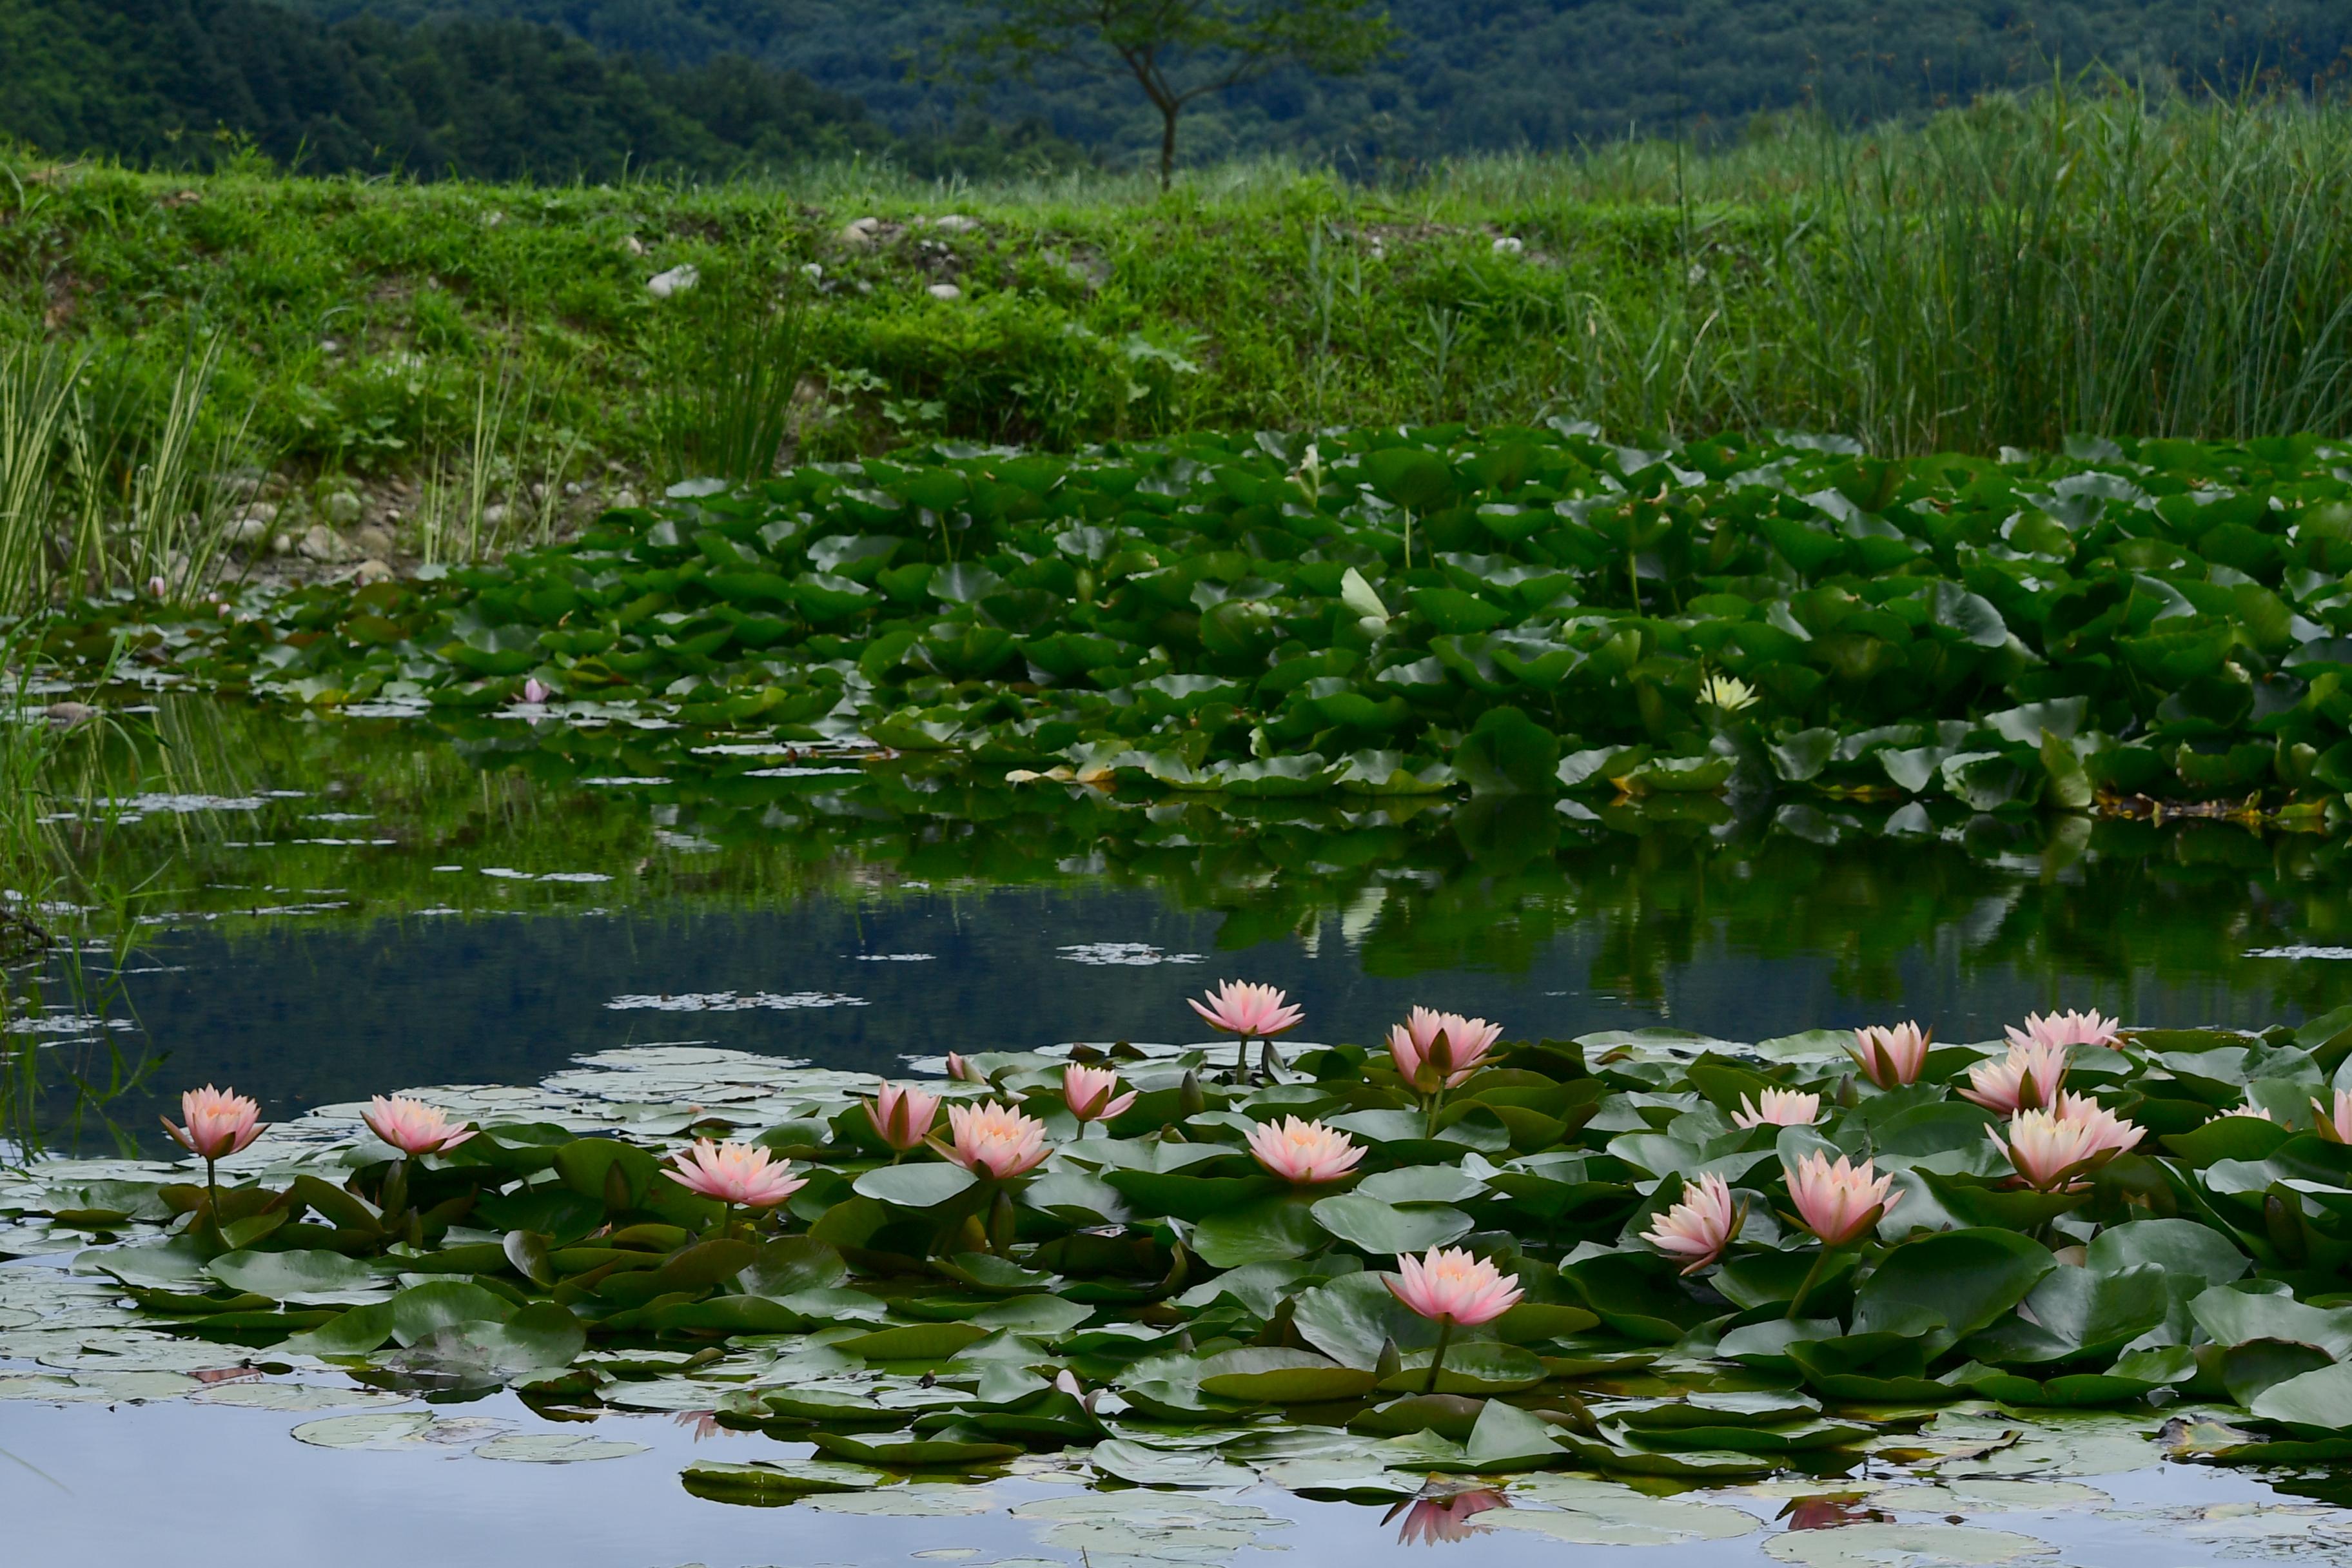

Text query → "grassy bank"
[8,87,2352,606]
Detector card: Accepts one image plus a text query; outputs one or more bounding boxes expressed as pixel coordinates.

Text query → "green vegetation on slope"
[11,90,2352,524]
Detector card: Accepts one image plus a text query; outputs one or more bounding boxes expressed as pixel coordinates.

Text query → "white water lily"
[1698,672,1759,712]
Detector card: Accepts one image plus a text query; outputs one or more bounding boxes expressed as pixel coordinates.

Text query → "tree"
[949,0,1395,188]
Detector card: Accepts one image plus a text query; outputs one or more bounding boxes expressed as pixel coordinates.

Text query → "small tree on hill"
[948,0,1395,189]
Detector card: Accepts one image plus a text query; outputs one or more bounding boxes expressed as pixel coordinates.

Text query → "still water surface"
[5,698,2349,1563]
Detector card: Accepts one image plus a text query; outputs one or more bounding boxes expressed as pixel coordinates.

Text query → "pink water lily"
[944,1053,987,1084]
[864,1082,944,1152]
[1784,1150,1900,1246]
[1062,1063,1137,1124]
[2314,1089,2352,1144]
[163,1085,264,1162]
[1388,1006,1505,1093]
[1991,1093,2143,1190]
[361,1095,476,1157]
[1643,1171,1743,1273]
[1189,980,1304,1082]
[1246,1116,1366,1184]
[664,1139,808,1210]
[1387,1246,1524,1328]
[1388,1247,1523,1391]
[1848,1022,1930,1089]
[1732,1088,1821,1128]
[1958,1040,2069,1115]
[1188,980,1304,1038]
[2008,1008,2122,1052]
[939,1101,1050,1179]
[520,677,553,704]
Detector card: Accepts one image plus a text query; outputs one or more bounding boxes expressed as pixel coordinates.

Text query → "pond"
[3,696,2350,1566]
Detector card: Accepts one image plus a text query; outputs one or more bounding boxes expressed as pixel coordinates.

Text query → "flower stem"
[1422,1318,1456,1396]
[1785,1246,1835,1320]
[204,1156,219,1224]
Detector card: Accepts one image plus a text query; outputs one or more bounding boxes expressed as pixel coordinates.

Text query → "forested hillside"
[281,0,2352,161]
[3,0,2348,176]
[0,0,1064,177]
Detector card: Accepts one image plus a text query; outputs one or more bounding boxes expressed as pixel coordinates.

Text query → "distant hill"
[5,0,2347,177]
[267,0,2352,163]
[0,0,1066,177]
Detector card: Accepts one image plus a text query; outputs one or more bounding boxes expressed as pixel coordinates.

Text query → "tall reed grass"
[0,334,261,618]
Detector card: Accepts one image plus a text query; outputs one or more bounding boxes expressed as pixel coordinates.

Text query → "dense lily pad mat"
[9,1011,2352,1522]
[45,426,2352,814]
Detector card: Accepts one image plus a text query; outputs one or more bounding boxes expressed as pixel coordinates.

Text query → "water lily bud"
[1375,1337,1402,1383]
[1178,1070,1206,1117]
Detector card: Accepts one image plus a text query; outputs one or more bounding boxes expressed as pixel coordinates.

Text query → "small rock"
[926,283,962,301]
[800,262,824,280]
[43,701,97,730]
[838,217,883,248]
[322,491,363,527]
[347,559,395,586]
[928,214,979,234]
[1493,236,1524,255]
[623,235,646,256]
[352,523,394,557]
[481,504,509,528]
[483,210,506,228]
[612,488,642,511]
[226,515,270,546]
[646,264,700,299]
[297,525,353,564]
[270,532,294,556]
[320,338,344,355]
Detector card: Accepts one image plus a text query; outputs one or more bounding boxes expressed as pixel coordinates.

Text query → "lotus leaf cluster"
[14,1001,2352,1504]
[41,427,2352,817]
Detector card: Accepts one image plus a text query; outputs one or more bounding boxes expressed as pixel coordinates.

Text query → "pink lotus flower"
[1848,1022,1930,1089]
[1062,1063,1137,1124]
[945,1052,987,1084]
[2314,1089,2352,1144]
[1246,1116,1366,1184]
[1990,1095,2142,1190]
[863,1082,943,1152]
[939,1101,1050,1179]
[162,1085,264,1162]
[1784,1150,1900,1246]
[1387,1490,1509,1545]
[1733,1088,1821,1128]
[1643,1171,1743,1273]
[2008,1008,2122,1052]
[360,1095,476,1157]
[2209,1102,2274,1124]
[1388,1006,1505,1092]
[1386,1246,1524,1328]
[1188,980,1305,1040]
[520,677,553,704]
[1959,1040,2069,1115]
[664,1139,807,1210]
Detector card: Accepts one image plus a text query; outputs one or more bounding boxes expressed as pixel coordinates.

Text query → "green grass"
[9,85,2352,605]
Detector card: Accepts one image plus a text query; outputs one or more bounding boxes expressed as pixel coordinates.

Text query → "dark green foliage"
[280,0,2352,162]
[47,425,2352,812]
[0,0,1074,180]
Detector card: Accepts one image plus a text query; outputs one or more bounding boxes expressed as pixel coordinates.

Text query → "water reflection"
[8,695,2348,1149]
[1388,1488,1511,1544]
